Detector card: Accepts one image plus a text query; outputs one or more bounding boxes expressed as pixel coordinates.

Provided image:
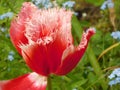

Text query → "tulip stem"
[47,75,52,90]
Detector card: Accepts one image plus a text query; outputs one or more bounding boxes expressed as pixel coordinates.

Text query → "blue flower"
[108,68,120,86]
[111,31,120,40]
[100,0,114,10]
[108,68,120,79]
[32,0,49,5]
[7,51,15,61]
[62,1,75,8]
[32,0,53,8]
[8,55,14,61]
[100,1,108,10]
[0,12,13,20]
[107,0,114,8]
[44,2,53,9]
[109,77,120,86]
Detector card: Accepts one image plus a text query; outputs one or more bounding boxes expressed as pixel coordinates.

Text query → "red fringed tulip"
[0,2,95,90]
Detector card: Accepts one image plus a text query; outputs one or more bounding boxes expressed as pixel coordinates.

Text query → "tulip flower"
[0,2,95,90]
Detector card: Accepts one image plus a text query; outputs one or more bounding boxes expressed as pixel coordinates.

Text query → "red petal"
[47,29,73,74]
[55,28,95,75]
[10,2,37,54]
[0,72,47,90]
[20,33,73,76]
[45,9,73,73]
[20,29,73,76]
[21,44,50,76]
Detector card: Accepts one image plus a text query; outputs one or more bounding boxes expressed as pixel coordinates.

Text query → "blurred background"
[0,0,120,90]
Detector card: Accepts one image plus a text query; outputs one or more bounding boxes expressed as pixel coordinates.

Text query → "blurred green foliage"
[0,0,120,90]
[0,0,31,80]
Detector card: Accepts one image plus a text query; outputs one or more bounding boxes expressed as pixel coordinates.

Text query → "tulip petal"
[20,33,73,76]
[46,25,74,73]
[0,72,47,90]
[55,28,95,75]
[10,2,37,54]
[21,37,69,76]
[21,43,50,76]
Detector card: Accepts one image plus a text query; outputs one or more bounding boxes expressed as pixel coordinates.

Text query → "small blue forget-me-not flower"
[100,0,114,10]
[62,0,75,8]
[108,68,120,86]
[0,12,13,20]
[111,31,120,40]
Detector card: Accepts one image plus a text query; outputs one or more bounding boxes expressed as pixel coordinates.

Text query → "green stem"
[98,42,120,60]
[87,44,108,90]
[47,75,52,90]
